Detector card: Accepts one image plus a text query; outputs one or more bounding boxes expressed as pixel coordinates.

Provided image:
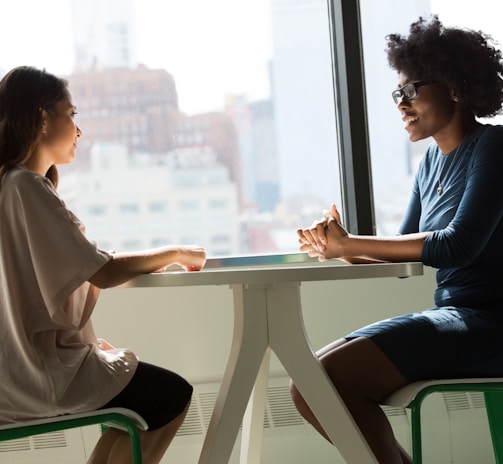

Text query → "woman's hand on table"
[176,246,207,272]
[297,204,348,261]
[154,246,207,273]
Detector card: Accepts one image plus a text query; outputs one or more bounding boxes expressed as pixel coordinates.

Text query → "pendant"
[437,186,442,195]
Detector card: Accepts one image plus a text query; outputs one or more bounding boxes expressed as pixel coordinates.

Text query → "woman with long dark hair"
[0,65,206,463]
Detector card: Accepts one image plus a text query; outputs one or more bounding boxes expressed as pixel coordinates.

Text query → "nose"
[397,95,410,109]
[76,125,82,137]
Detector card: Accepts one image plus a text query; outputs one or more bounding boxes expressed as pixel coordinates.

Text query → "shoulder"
[473,123,503,145]
[469,124,503,162]
[2,167,57,197]
[4,166,49,186]
[480,123,503,134]
[1,167,63,215]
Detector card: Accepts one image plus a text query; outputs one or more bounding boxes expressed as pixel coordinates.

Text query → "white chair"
[383,378,503,463]
[0,407,148,463]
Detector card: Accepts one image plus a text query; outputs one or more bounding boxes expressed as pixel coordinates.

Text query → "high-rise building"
[59,143,240,256]
[175,111,243,204]
[270,0,340,207]
[225,94,279,213]
[68,66,179,168]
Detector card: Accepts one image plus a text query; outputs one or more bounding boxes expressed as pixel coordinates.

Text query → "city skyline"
[1,0,503,247]
[0,0,273,115]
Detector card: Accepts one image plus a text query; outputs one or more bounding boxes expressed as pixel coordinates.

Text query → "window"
[1,0,345,257]
[5,1,498,258]
[149,202,167,213]
[88,205,107,216]
[119,204,139,214]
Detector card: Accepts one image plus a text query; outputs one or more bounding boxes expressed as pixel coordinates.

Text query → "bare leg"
[87,400,191,464]
[290,337,412,464]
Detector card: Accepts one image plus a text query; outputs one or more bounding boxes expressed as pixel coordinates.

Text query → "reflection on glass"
[0,0,341,257]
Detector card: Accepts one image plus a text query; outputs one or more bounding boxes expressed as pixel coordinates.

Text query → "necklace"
[437,139,464,195]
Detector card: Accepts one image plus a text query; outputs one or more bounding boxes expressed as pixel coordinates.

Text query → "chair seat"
[382,377,503,463]
[0,407,148,432]
[0,407,148,463]
[383,377,503,408]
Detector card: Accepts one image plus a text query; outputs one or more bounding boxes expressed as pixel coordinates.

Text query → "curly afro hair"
[386,16,503,118]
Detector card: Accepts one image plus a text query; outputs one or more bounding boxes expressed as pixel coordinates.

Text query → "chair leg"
[409,400,423,464]
[484,391,503,464]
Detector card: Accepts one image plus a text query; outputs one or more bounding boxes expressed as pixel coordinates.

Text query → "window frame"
[328,0,375,235]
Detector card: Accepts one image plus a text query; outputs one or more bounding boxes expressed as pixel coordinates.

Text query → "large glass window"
[4,1,501,257]
[1,0,342,257]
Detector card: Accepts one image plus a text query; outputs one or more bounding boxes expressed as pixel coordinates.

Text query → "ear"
[450,88,459,103]
[40,108,50,135]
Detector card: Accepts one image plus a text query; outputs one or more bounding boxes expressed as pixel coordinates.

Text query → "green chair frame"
[0,407,148,463]
[383,378,503,464]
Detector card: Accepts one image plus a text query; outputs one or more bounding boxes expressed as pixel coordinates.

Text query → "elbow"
[89,258,139,289]
[88,273,113,289]
[88,260,120,289]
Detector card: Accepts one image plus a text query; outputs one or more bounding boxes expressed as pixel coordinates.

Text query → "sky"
[0,0,74,74]
[0,0,502,114]
[0,0,272,114]
[431,0,503,39]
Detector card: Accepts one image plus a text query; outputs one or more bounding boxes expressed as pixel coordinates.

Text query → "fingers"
[298,208,334,252]
[299,241,325,259]
[298,204,343,257]
[298,228,325,253]
[179,247,207,272]
[185,265,202,272]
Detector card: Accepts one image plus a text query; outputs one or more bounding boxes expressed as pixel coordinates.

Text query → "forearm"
[337,256,385,264]
[337,232,430,262]
[89,246,186,289]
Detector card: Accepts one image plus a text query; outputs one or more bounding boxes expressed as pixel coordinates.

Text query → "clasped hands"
[297,204,348,261]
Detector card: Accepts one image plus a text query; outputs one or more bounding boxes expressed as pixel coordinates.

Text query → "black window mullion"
[327,0,376,235]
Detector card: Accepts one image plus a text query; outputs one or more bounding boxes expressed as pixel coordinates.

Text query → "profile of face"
[39,93,82,166]
[394,71,457,143]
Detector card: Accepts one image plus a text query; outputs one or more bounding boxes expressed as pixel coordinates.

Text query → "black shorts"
[346,306,503,382]
[98,361,193,430]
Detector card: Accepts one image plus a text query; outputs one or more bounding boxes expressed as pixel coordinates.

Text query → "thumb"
[331,204,340,222]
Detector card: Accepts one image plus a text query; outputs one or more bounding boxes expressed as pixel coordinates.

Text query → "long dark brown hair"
[0,66,69,187]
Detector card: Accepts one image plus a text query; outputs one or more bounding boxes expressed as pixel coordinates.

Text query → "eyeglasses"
[391,81,437,105]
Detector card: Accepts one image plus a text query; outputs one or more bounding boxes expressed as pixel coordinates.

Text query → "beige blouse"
[0,167,138,423]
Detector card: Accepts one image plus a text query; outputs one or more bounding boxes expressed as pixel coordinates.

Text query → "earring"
[453,96,459,102]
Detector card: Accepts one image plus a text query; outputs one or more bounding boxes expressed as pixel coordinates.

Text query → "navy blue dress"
[346,124,503,381]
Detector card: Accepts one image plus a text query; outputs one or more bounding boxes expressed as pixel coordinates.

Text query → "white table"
[122,256,423,464]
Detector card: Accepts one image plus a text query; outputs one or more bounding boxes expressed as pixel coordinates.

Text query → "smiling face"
[396,72,459,149]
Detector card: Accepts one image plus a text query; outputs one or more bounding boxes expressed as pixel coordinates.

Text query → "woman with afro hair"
[292,16,503,463]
